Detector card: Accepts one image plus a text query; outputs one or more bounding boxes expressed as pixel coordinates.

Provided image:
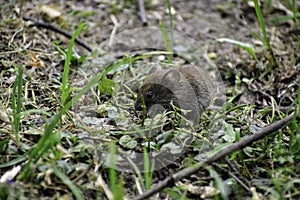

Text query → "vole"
[134,64,211,124]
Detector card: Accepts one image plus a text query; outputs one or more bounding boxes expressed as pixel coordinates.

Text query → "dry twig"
[138,0,147,25]
[23,16,93,52]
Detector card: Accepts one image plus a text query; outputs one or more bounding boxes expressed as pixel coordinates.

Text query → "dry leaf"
[38,5,64,22]
[26,52,44,68]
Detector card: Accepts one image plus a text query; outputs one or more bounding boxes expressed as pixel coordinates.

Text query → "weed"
[252,0,278,67]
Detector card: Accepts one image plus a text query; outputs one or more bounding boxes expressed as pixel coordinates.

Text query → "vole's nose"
[134,101,142,111]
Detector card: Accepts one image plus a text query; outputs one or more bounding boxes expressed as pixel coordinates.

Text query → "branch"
[138,0,147,25]
[23,16,93,52]
[133,110,298,200]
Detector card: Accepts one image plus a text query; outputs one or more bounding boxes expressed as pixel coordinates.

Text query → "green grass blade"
[216,38,259,63]
[166,0,174,30]
[253,0,268,47]
[108,141,124,200]
[52,164,84,200]
[61,23,85,105]
[159,21,173,63]
[268,13,300,25]
[11,65,24,146]
[250,30,264,44]
[109,142,117,194]
[127,157,145,188]
[166,0,174,63]
[286,0,299,24]
[253,0,277,67]
[292,0,299,24]
[19,109,52,117]
[0,151,30,168]
[143,147,154,189]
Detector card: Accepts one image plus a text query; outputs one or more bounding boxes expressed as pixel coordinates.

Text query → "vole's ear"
[149,64,161,74]
[162,69,180,86]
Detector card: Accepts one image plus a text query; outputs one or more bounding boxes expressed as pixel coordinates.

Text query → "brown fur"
[134,64,211,123]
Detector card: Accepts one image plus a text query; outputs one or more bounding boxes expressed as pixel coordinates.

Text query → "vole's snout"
[134,100,148,119]
[134,100,142,111]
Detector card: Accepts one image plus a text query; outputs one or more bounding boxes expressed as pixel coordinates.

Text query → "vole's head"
[134,65,181,112]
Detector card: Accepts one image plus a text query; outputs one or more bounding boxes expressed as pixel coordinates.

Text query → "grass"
[159,21,173,63]
[286,0,299,24]
[216,38,259,63]
[109,142,124,200]
[143,146,154,189]
[217,0,299,69]
[17,24,85,181]
[0,0,300,199]
[11,65,23,146]
[1,22,133,196]
[61,23,85,106]
[252,0,278,67]
[159,0,174,63]
[52,157,84,200]
[1,48,174,197]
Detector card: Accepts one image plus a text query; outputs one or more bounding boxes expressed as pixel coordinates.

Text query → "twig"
[224,157,249,186]
[22,16,93,52]
[213,162,250,192]
[108,14,119,47]
[133,110,298,200]
[72,161,93,183]
[138,0,147,25]
[9,28,24,47]
[96,174,114,200]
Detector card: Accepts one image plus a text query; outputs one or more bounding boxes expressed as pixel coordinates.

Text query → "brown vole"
[134,64,211,124]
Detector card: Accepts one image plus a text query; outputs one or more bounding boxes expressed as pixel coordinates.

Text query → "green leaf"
[119,135,137,149]
[222,121,237,143]
[98,78,116,96]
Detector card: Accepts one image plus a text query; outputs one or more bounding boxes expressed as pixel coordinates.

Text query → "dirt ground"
[0,0,300,199]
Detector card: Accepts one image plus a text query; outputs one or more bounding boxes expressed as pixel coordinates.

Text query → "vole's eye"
[146,91,153,99]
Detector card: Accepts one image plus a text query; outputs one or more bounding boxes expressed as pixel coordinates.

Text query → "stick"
[23,16,93,52]
[133,111,298,200]
[138,0,147,25]
[108,14,119,47]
